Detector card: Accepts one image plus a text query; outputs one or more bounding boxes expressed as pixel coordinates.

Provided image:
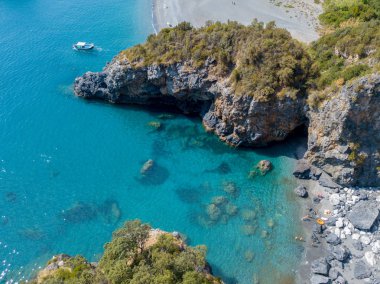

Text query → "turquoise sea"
[0,0,305,283]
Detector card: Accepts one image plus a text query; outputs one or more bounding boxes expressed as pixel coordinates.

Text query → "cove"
[0,0,304,283]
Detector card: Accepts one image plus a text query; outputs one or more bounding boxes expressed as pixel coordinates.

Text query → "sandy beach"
[152,0,322,42]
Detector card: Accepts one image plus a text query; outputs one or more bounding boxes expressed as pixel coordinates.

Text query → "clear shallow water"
[0,1,304,283]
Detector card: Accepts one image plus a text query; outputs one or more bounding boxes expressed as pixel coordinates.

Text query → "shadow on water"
[175,186,203,204]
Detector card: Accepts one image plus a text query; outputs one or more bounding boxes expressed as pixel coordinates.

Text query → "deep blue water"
[0,1,304,283]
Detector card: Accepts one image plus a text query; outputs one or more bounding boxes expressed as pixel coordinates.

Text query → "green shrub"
[121,20,311,101]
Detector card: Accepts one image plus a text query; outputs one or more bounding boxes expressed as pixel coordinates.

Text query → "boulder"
[364,251,377,266]
[352,240,363,251]
[310,274,331,284]
[319,173,341,189]
[347,200,380,230]
[311,258,330,276]
[354,260,372,279]
[293,159,321,180]
[294,185,308,198]
[329,245,350,262]
[334,275,346,284]
[256,160,272,175]
[326,233,341,246]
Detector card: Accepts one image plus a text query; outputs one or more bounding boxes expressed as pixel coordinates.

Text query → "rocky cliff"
[74,58,306,147]
[305,73,380,187]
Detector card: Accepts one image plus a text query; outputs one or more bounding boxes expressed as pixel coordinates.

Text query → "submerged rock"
[140,159,154,175]
[244,250,254,262]
[19,227,45,241]
[241,225,257,236]
[97,199,122,225]
[5,192,17,202]
[205,162,231,174]
[206,204,222,221]
[147,121,162,131]
[222,181,239,198]
[256,160,273,175]
[59,202,97,223]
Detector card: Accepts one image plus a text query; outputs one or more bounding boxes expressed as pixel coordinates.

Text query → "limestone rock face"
[305,74,380,187]
[74,59,306,147]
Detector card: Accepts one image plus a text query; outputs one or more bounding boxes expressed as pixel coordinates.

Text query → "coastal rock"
[293,159,322,180]
[334,276,346,284]
[372,240,380,254]
[329,194,340,206]
[294,185,308,198]
[347,200,380,230]
[364,251,377,266]
[305,74,380,187]
[256,160,273,175]
[329,245,350,262]
[326,233,341,246]
[310,274,331,284]
[354,260,372,279]
[311,257,330,275]
[352,240,363,251]
[74,59,306,147]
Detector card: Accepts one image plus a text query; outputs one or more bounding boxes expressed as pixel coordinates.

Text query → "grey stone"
[325,217,337,226]
[326,233,341,246]
[329,245,350,262]
[328,268,339,280]
[319,173,341,189]
[333,276,346,284]
[310,274,331,284]
[293,160,322,180]
[354,260,372,279]
[352,240,363,251]
[311,258,330,276]
[294,185,308,198]
[347,200,380,230]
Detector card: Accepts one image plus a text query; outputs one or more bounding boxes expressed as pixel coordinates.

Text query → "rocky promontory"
[74,22,379,187]
[74,58,306,147]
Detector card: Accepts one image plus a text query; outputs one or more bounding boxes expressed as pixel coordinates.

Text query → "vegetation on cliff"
[121,21,312,101]
[32,220,220,284]
[306,0,380,107]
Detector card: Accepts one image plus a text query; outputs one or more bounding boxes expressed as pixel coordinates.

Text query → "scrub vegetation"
[32,220,221,284]
[121,21,312,102]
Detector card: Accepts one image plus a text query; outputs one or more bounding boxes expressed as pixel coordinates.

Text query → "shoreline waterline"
[151,0,322,42]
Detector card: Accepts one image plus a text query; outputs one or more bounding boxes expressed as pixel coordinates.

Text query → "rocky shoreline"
[294,161,380,284]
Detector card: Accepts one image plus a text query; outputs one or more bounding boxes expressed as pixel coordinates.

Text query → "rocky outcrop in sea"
[74,58,306,147]
[74,57,379,187]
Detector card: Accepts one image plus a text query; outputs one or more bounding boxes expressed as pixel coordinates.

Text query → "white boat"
[73,42,94,50]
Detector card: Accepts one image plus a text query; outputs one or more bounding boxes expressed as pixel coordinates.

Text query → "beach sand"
[153,0,323,42]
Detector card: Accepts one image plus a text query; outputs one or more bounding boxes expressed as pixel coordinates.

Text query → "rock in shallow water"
[294,185,308,198]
